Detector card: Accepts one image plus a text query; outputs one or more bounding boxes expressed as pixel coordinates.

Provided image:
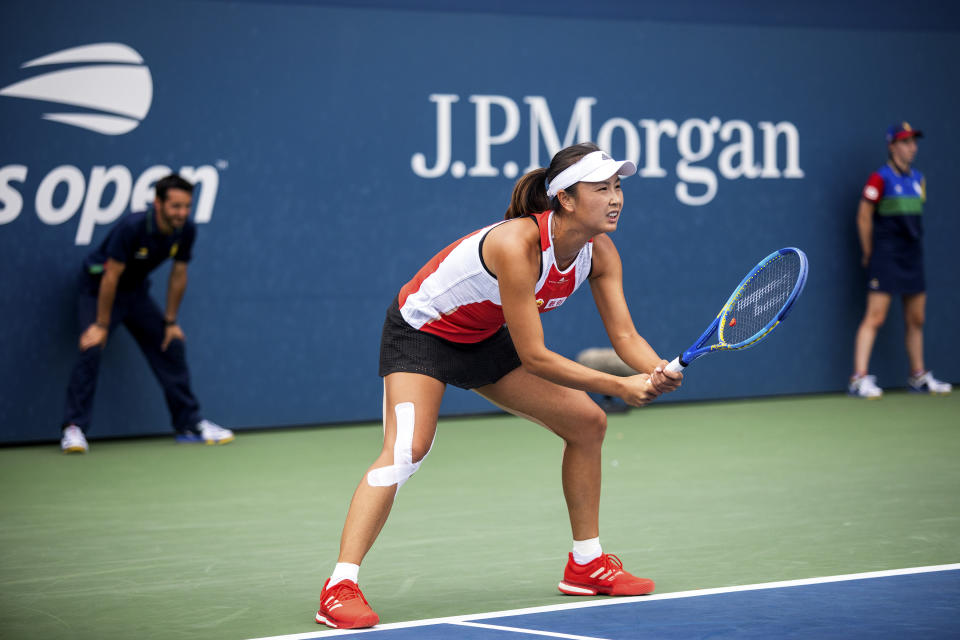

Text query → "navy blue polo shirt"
[862,164,925,245]
[83,211,196,290]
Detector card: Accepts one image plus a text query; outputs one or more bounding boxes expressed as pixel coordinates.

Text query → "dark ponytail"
[504,168,550,219]
[503,142,602,219]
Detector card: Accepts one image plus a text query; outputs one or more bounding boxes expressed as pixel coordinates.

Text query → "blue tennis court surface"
[251,565,960,639]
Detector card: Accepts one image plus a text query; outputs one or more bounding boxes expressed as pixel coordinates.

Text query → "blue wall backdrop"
[2,1,959,443]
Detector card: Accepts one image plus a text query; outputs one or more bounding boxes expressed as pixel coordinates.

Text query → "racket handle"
[664,356,686,373]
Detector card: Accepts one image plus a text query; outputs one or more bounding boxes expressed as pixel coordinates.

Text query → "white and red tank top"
[398,210,593,343]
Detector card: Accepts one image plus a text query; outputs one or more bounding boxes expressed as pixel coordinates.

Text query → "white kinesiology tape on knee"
[367,402,422,489]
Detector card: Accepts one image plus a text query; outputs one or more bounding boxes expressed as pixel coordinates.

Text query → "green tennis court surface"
[1,391,957,639]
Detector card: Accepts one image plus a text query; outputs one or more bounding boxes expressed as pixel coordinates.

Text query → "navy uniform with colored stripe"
[63,210,202,434]
[862,163,926,293]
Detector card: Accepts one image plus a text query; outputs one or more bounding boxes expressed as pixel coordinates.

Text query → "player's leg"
[338,372,444,564]
[901,293,950,393]
[853,291,891,374]
[122,290,206,436]
[61,280,124,452]
[850,291,891,398]
[476,367,604,540]
[903,292,926,375]
[475,367,654,596]
[317,371,445,629]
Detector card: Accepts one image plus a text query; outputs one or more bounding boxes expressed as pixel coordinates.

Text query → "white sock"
[328,562,360,586]
[571,537,602,565]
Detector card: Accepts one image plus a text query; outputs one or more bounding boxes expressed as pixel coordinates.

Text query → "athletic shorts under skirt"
[378,298,521,389]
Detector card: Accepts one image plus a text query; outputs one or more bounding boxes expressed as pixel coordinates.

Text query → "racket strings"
[719,252,802,345]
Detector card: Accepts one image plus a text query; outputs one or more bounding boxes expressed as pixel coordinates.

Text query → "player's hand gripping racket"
[664,247,808,374]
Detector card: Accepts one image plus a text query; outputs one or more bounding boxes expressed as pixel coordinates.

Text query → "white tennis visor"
[545,150,637,198]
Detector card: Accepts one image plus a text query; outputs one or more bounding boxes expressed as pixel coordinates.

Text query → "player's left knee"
[587,407,608,442]
[366,402,434,491]
[567,404,607,446]
[409,441,432,465]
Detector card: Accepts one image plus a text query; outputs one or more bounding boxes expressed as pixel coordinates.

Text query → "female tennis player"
[315,142,683,629]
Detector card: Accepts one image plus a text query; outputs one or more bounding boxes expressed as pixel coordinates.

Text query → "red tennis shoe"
[558,552,655,596]
[315,578,380,629]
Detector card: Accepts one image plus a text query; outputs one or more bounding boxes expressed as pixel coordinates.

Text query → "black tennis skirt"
[378,298,522,389]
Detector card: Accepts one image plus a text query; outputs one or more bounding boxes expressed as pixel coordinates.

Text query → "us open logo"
[0,42,223,245]
[0,42,152,135]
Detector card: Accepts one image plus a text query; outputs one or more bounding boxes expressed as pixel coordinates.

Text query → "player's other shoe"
[848,374,883,399]
[61,425,89,454]
[908,371,953,395]
[315,578,379,629]
[558,553,655,596]
[175,419,235,444]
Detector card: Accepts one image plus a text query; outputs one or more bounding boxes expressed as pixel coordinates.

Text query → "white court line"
[453,621,609,639]
[246,563,960,639]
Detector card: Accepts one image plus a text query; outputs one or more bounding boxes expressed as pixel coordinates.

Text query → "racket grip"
[664,356,685,373]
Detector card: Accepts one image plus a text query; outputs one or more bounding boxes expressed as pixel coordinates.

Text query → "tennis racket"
[664,247,808,374]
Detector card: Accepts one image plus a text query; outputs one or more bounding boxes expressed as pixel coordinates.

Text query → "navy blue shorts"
[867,241,925,294]
[378,299,521,389]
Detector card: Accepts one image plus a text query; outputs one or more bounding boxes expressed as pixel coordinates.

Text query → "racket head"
[716,247,808,349]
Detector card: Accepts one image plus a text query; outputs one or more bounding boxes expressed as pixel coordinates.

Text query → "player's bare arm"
[484,222,659,407]
[856,198,875,267]
[589,234,681,394]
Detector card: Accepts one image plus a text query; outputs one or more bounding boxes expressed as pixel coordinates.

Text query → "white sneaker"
[908,371,953,395]
[849,374,883,399]
[61,425,89,453]
[175,419,235,444]
[198,419,235,444]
